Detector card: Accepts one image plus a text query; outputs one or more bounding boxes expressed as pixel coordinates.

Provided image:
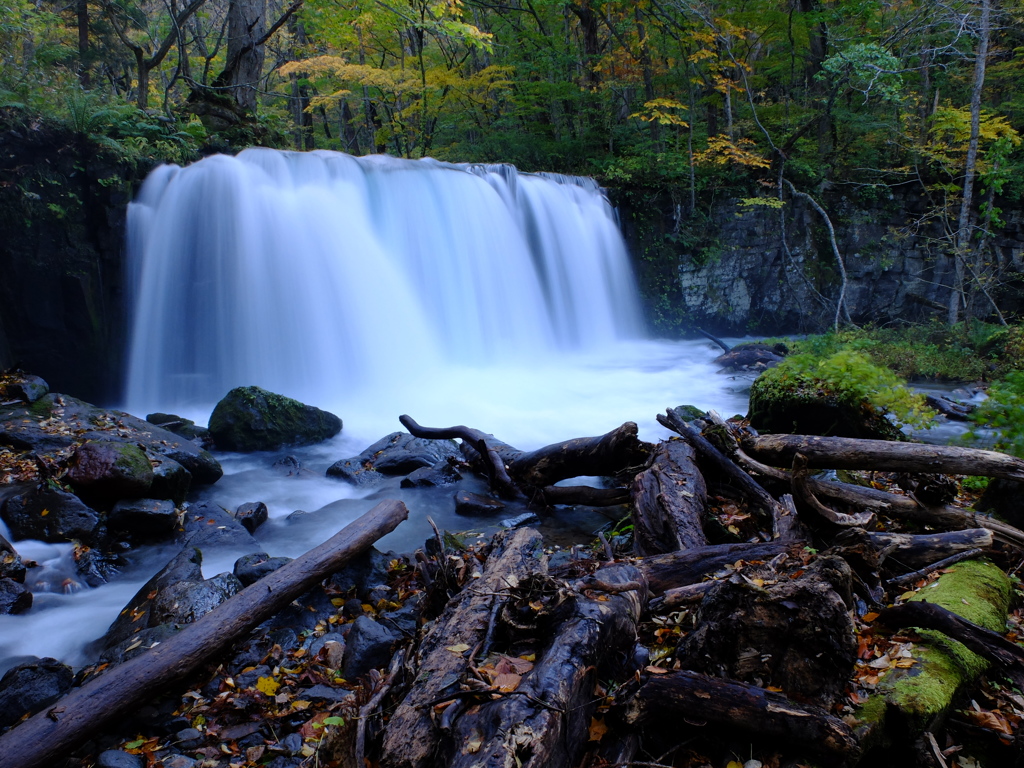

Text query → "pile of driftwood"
[4,407,1024,768]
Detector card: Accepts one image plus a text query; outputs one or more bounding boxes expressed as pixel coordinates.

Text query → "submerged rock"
[208,386,342,452]
[108,498,178,539]
[714,342,787,373]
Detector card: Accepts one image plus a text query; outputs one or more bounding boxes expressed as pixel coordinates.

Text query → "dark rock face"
[0,122,144,402]
[0,657,74,729]
[1,486,100,543]
[401,461,463,488]
[615,190,1024,335]
[342,616,396,679]
[327,431,460,485]
[208,386,342,452]
[67,440,155,504]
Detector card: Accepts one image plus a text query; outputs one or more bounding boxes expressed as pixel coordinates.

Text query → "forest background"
[4,0,1024,368]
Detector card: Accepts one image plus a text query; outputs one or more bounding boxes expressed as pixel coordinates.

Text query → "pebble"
[96,750,144,768]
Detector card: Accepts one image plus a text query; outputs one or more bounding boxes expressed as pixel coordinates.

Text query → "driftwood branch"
[0,499,410,768]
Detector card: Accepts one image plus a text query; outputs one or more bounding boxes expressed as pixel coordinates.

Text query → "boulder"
[3,374,49,404]
[65,440,155,504]
[0,578,31,614]
[327,431,460,484]
[233,551,291,586]
[208,386,342,452]
[179,501,260,551]
[148,454,191,506]
[1,486,100,543]
[234,501,269,534]
[454,489,506,516]
[108,498,179,539]
[342,615,397,679]
[0,394,222,485]
[714,342,787,373]
[0,657,73,729]
[400,461,463,488]
[145,413,213,447]
[102,547,204,649]
[0,533,27,582]
[150,572,242,625]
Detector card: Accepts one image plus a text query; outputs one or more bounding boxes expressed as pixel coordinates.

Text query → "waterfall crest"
[125,148,643,411]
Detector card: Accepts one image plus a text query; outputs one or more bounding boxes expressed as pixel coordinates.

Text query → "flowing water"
[0,149,752,672]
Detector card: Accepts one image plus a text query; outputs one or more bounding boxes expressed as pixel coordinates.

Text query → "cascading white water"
[125,148,644,412]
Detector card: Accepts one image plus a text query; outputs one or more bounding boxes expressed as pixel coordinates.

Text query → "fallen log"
[619,669,860,760]
[380,528,547,768]
[868,529,994,571]
[637,541,792,595]
[790,452,874,528]
[743,433,1024,482]
[631,438,708,555]
[400,415,650,500]
[446,563,646,768]
[0,499,410,768]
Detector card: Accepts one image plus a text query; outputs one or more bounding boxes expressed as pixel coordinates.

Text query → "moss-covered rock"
[208,386,342,452]
[66,439,155,505]
[749,350,934,439]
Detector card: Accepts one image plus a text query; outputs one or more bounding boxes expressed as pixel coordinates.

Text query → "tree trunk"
[0,499,409,768]
[949,0,991,325]
[224,0,266,112]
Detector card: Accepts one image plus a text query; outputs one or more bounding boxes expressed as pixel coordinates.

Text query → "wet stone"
[0,578,30,615]
[0,657,73,729]
[342,615,397,679]
[234,501,269,534]
[108,498,178,538]
[454,490,506,516]
[233,551,291,586]
[97,749,144,768]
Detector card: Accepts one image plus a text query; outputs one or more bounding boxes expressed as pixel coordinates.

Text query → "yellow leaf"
[446,644,471,654]
[40,508,49,516]
[588,717,608,742]
[727,763,745,768]
[256,676,280,696]
[862,612,879,622]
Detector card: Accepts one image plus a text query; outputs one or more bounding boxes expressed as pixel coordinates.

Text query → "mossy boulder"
[66,439,155,505]
[208,386,342,452]
[748,364,905,440]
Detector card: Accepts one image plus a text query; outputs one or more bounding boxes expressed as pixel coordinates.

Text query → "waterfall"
[125,148,643,412]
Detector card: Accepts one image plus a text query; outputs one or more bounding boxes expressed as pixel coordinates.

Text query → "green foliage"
[786,321,1020,381]
[969,371,1024,458]
[768,349,935,430]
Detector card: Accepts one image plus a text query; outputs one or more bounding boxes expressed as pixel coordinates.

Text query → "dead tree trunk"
[631,439,708,554]
[0,499,409,768]
[380,528,547,768]
[446,564,646,768]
